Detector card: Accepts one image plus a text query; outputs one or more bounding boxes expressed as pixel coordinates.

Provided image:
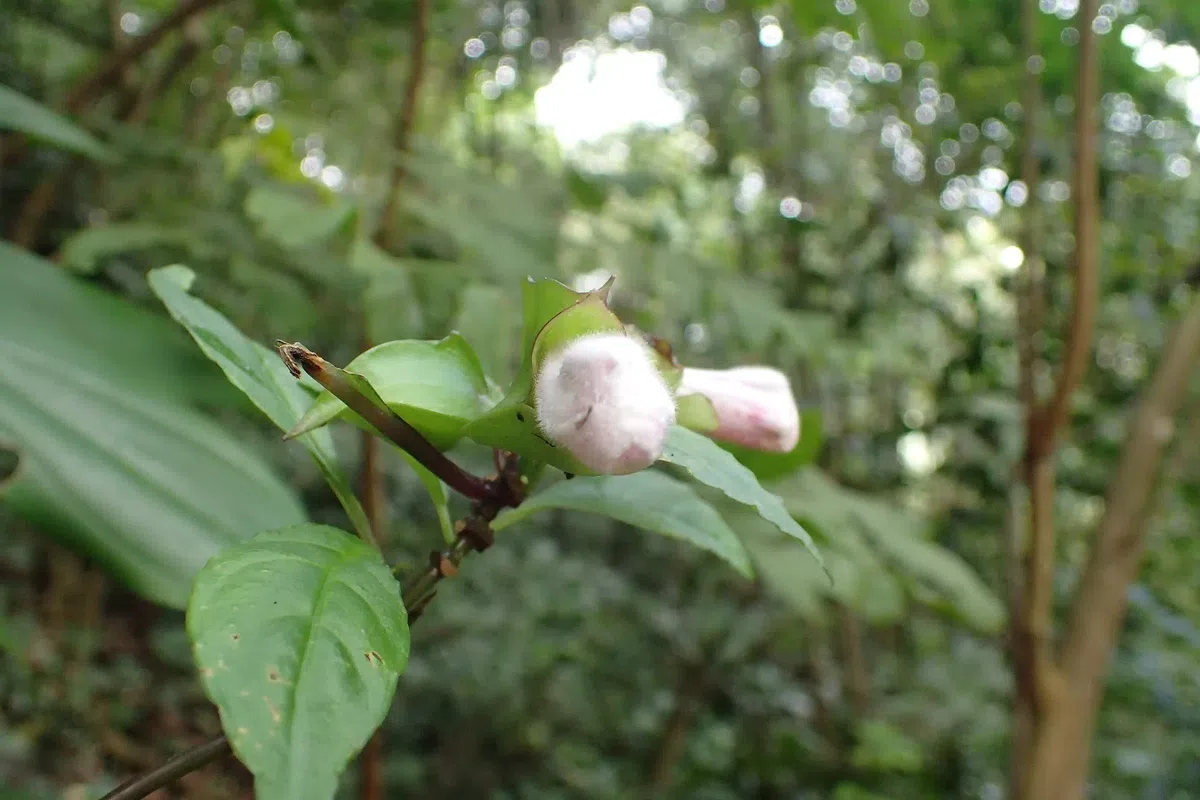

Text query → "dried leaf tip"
[275,341,332,382]
[275,340,307,378]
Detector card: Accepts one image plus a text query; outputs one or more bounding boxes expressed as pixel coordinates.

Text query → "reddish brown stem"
[62,0,228,116]
[375,0,429,250]
[8,0,225,248]
[1029,0,1100,459]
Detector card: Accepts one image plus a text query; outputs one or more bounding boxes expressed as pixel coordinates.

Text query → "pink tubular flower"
[534,333,676,475]
[677,366,800,453]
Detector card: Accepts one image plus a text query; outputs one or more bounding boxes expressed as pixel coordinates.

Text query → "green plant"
[97,267,826,800]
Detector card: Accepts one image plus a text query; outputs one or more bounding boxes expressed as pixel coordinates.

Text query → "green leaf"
[0,83,114,161]
[659,426,825,574]
[399,448,453,544]
[494,470,753,577]
[850,720,924,774]
[719,408,824,482]
[0,248,305,608]
[147,265,372,542]
[782,469,1003,632]
[58,223,194,274]
[348,238,423,344]
[452,284,520,380]
[187,525,408,800]
[290,336,494,450]
[244,186,356,250]
[856,503,1005,633]
[675,393,719,433]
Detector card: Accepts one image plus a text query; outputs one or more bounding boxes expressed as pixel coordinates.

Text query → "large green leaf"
[783,469,1004,632]
[289,335,494,450]
[0,248,305,608]
[493,470,753,576]
[148,265,372,541]
[188,525,408,800]
[659,426,825,572]
[736,509,905,624]
[348,238,423,345]
[244,186,356,251]
[58,223,197,274]
[0,83,114,161]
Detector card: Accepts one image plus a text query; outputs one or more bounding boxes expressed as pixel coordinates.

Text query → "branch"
[1015,0,1044,421]
[648,663,707,790]
[1030,294,1200,795]
[1029,0,1100,459]
[99,735,232,800]
[837,605,870,716]
[62,0,228,116]
[127,20,206,125]
[1011,4,1099,769]
[374,0,429,251]
[1009,0,1060,770]
[7,1,222,248]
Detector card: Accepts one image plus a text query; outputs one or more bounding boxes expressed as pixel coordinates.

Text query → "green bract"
[287,335,494,450]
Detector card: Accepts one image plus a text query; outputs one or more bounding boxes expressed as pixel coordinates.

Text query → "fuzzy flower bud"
[534,333,676,475]
[678,366,800,453]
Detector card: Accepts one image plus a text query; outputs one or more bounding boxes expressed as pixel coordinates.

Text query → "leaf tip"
[275,340,315,379]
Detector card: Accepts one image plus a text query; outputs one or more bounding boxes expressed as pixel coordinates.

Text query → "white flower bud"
[534,333,676,475]
[678,366,800,453]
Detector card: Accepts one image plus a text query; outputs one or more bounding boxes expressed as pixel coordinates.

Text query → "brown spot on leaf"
[364,651,383,667]
[264,697,282,723]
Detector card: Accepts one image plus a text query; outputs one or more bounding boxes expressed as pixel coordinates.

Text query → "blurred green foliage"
[1,0,1199,796]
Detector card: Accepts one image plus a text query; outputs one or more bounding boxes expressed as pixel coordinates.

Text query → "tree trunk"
[1016,296,1200,799]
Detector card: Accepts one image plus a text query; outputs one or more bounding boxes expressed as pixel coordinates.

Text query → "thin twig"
[63,0,228,116]
[1029,0,1100,459]
[375,0,429,251]
[8,0,224,248]
[99,735,232,800]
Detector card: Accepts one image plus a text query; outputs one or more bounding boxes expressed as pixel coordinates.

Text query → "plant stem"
[375,0,429,251]
[99,735,232,800]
